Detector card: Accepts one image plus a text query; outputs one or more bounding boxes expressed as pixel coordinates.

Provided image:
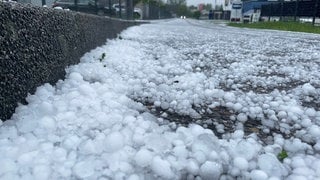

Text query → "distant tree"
[177,4,191,16]
[133,0,141,6]
[189,5,197,11]
[166,0,190,17]
[167,0,186,6]
[141,0,172,19]
[193,10,201,19]
[140,0,162,4]
[203,3,212,11]
[215,4,223,11]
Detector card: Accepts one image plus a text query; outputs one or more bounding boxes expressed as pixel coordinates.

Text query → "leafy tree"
[193,10,201,19]
[177,4,190,16]
[133,0,141,6]
[215,4,223,11]
[165,0,191,17]
[189,5,197,11]
[167,0,186,6]
[203,3,212,11]
[140,0,164,6]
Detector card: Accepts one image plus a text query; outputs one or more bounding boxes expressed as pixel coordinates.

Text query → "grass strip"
[228,21,320,34]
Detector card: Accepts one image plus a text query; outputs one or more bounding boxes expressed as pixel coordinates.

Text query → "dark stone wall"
[0,2,141,121]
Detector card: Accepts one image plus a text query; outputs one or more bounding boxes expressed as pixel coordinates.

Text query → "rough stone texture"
[0,2,142,120]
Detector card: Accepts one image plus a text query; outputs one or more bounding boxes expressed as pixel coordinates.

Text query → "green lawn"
[228,21,320,34]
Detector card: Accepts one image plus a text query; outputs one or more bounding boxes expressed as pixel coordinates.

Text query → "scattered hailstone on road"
[73,161,95,178]
[237,113,248,122]
[308,125,320,137]
[233,157,249,171]
[302,83,316,96]
[53,6,63,10]
[104,132,125,153]
[250,170,268,180]
[151,156,174,179]
[134,149,153,167]
[1,19,320,179]
[200,161,223,180]
[258,153,288,177]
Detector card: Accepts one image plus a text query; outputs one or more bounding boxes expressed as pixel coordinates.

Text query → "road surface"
[1,19,320,179]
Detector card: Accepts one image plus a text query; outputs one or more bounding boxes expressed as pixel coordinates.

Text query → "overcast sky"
[186,0,215,6]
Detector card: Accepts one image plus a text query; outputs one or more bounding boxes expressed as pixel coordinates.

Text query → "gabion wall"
[0,2,141,120]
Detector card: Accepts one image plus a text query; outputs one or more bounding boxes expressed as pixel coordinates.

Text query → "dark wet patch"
[138,101,235,137]
[219,79,307,94]
[257,72,286,78]
[135,99,288,143]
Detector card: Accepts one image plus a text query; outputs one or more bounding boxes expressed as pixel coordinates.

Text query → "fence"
[261,0,320,24]
[208,10,231,20]
[142,4,172,19]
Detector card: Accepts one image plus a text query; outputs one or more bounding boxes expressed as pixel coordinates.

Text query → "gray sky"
[186,0,214,6]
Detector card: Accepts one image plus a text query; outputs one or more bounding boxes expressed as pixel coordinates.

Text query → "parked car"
[112,3,125,12]
[112,4,141,19]
[52,0,115,16]
[134,7,142,19]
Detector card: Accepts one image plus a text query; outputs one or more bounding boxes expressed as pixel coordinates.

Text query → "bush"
[193,11,201,19]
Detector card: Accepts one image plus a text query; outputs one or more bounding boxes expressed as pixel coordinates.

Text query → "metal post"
[312,0,319,25]
[109,0,112,16]
[268,4,271,21]
[119,0,122,18]
[126,0,129,19]
[280,0,284,21]
[126,0,133,20]
[145,0,150,20]
[294,0,299,21]
[74,0,78,11]
[95,0,98,15]
[41,0,46,6]
[158,0,160,19]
